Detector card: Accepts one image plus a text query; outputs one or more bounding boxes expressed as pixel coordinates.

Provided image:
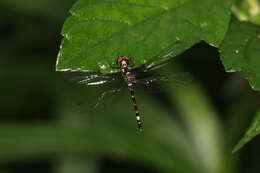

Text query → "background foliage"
[1,0,260,173]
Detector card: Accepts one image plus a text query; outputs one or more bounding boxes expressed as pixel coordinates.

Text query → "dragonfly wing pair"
[62,71,120,86]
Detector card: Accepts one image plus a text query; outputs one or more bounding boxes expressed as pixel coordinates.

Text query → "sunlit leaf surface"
[57,0,234,73]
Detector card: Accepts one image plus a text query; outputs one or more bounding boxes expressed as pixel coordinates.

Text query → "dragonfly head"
[117,56,131,67]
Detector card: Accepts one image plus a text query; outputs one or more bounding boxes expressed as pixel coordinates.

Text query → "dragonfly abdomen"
[129,86,143,132]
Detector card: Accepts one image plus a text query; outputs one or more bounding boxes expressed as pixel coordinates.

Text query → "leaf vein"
[75,11,167,57]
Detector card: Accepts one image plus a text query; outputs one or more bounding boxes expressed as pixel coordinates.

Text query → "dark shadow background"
[0,0,260,173]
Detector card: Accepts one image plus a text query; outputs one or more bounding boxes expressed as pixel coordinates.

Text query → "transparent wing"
[133,72,192,88]
[92,87,123,109]
[144,40,183,71]
[76,86,124,112]
[61,71,121,86]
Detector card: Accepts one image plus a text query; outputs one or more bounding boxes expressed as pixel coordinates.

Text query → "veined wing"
[76,87,124,112]
[144,40,183,71]
[133,72,192,88]
[61,71,121,86]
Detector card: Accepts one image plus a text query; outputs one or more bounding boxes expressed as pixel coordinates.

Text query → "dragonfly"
[63,41,190,132]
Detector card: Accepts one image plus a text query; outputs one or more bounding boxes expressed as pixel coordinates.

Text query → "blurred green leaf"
[57,0,234,73]
[168,80,231,173]
[56,157,98,173]
[231,0,260,24]
[220,20,260,90]
[144,62,232,173]
[232,109,260,153]
[231,0,251,22]
[0,90,201,173]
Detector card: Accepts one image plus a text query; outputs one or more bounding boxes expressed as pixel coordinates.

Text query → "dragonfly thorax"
[117,56,135,84]
[122,67,135,85]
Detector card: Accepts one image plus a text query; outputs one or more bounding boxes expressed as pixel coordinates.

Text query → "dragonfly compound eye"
[117,56,131,66]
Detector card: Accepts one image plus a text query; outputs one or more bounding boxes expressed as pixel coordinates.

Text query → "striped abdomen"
[129,85,143,132]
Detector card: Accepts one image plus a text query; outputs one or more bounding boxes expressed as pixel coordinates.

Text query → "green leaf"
[219,20,260,90]
[232,109,260,153]
[56,0,234,73]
